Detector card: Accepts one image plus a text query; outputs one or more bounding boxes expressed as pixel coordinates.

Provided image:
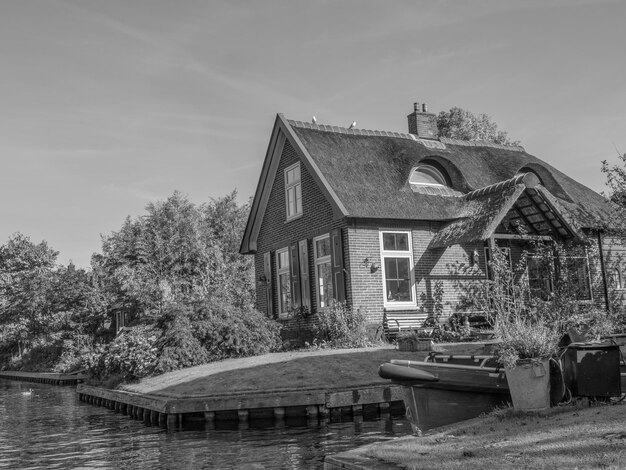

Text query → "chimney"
[407,101,438,139]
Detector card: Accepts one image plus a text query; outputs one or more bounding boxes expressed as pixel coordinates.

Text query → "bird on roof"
[312,116,317,124]
[348,121,356,129]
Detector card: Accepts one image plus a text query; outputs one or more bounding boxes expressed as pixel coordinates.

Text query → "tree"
[601,152,626,208]
[0,233,58,356]
[437,107,520,146]
[93,190,255,324]
[0,233,109,371]
[90,190,280,377]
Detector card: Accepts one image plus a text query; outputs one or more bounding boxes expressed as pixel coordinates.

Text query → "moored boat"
[378,354,511,433]
[379,355,509,394]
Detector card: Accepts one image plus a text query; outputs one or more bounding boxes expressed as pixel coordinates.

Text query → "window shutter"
[263,252,274,317]
[290,243,302,308]
[299,239,311,309]
[331,228,346,302]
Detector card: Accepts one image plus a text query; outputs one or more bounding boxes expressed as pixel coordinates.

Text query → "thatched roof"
[240,114,622,254]
[287,118,618,229]
[428,174,584,248]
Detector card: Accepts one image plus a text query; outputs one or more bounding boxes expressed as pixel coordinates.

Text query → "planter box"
[506,358,551,411]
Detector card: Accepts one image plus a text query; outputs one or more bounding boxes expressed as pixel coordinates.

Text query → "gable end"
[240,114,348,254]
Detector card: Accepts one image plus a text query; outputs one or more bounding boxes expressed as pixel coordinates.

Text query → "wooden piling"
[304,405,316,418]
[166,414,177,430]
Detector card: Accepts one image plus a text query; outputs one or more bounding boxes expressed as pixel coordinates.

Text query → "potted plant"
[494,312,559,411]
[397,329,434,352]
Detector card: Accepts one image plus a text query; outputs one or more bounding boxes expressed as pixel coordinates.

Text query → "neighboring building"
[240,103,625,338]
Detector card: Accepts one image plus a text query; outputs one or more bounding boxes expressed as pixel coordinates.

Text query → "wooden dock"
[0,371,86,386]
[77,383,405,430]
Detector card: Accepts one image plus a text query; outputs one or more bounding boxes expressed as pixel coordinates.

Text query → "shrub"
[87,325,158,385]
[192,300,282,362]
[154,304,210,374]
[54,334,97,373]
[13,340,63,372]
[311,301,370,348]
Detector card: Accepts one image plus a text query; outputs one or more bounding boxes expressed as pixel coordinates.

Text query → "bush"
[192,301,282,362]
[13,340,63,372]
[154,304,211,374]
[311,301,370,348]
[87,325,158,385]
[54,334,97,373]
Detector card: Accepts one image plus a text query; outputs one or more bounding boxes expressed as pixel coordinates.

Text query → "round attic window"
[409,165,447,187]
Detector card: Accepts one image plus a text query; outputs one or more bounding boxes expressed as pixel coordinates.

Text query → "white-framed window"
[380,230,416,309]
[313,234,333,309]
[409,165,447,187]
[285,162,302,221]
[276,247,291,316]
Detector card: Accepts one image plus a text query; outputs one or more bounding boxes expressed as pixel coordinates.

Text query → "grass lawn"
[121,342,490,397]
[359,402,626,469]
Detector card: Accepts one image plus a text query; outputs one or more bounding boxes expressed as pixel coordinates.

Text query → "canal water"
[0,380,414,469]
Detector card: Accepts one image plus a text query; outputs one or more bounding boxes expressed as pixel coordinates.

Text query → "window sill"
[285,214,303,224]
[384,304,419,311]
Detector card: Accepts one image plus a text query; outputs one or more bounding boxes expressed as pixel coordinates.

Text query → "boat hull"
[400,385,509,434]
[379,357,511,434]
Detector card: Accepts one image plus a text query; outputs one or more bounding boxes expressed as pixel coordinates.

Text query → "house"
[240,103,626,338]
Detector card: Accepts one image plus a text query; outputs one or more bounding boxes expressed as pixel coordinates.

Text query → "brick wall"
[254,139,345,337]
[346,220,486,327]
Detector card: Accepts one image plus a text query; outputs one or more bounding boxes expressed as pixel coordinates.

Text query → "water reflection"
[0,380,411,469]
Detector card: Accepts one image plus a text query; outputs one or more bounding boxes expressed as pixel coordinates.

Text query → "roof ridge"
[287,119,524,152]
[440,137,525,152]
[464,173,539,200]
[287,119,417,140]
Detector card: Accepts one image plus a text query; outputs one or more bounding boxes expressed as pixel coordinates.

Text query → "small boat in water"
[379,354,509,394]
[379,349,625,434]
[378,354,511,433]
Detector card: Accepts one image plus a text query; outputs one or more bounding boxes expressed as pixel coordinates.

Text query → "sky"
[1,0,625,268]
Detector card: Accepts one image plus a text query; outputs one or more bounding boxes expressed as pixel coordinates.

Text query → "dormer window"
[409,164,447,187]
[285,162,302,220]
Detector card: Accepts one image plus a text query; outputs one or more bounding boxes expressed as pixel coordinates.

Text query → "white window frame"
[409,165,446,187]
[380,230,417,310]
[284,162,302,221]
[313,233,333,310]
[276,247,291,317]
